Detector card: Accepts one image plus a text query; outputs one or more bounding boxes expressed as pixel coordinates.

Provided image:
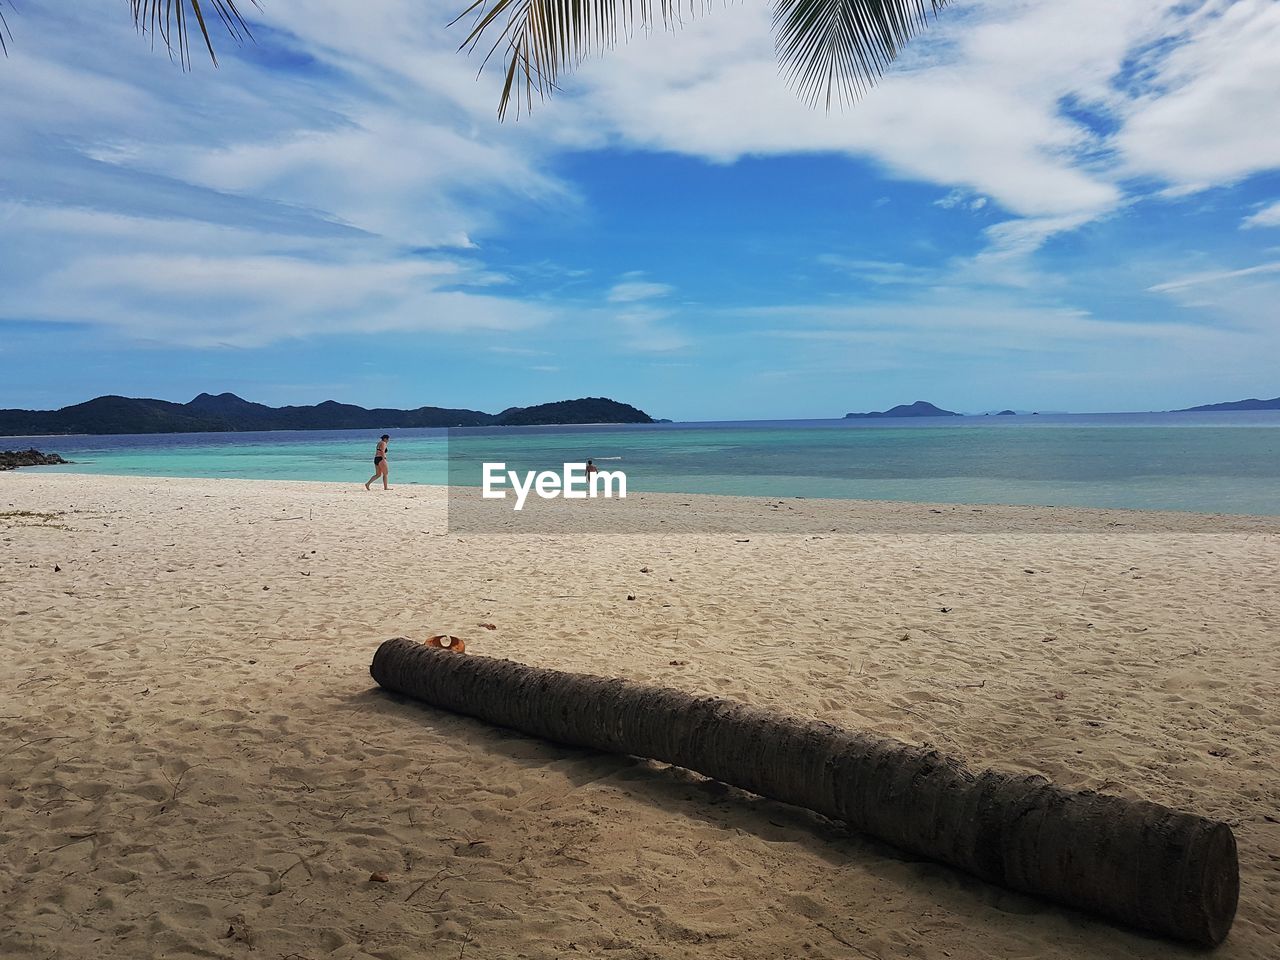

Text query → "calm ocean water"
[7,411,1280,515]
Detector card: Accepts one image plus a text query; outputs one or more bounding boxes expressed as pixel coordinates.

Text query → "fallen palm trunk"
[370,637,1238,946]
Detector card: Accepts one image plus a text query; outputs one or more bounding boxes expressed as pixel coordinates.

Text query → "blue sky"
[2,0,1278,420]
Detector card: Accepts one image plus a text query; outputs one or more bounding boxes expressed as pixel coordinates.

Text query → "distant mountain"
[0,393,654,436]
[1177,396,1280,413]
[996,409,1017,416]
[845,400,961,419]
[493,397,654,426]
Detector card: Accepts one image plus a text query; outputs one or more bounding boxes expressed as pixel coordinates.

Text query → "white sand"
[2,472,1278,959]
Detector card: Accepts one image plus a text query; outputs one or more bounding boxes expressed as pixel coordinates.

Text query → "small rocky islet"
[0,449,71,471]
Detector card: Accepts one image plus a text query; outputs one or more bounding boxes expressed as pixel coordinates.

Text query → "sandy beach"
[2,472,1278,959]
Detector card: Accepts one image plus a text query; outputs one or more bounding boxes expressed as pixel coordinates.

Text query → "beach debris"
[369,871,390,883]
[626,593,636,601]
[669,660,688,666]
[940,607,952,613]
[478,623,497,631]
[1053,691,1067,700]
[426,635,466,653]
[735,538,750,543]
[1024,569,1036,574]
[370,637,1242,947]
[262,586,269,591]
[640,567,651,573]
[897,632,910,642]
[53,564,61,573]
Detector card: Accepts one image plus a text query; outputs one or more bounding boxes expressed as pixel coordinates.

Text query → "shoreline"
[8,470,1280,529]
[3,472,1278,958]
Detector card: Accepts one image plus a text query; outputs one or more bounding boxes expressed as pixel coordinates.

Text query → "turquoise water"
[8,412,1280,515]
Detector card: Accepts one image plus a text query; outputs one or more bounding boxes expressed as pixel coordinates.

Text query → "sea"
[7,411,1280,516]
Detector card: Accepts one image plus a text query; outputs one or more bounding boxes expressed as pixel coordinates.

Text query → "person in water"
[365,434,390,490]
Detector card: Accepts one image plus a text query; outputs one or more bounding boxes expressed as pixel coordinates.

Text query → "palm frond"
[774,0,947,109]
[129,0,258,68]
[453,0,710,121]
[457,0,946,119]
[0,2,13,57]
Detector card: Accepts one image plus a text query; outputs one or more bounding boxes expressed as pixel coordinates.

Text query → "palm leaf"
[4,0,946,118]
[452,0,706,120]
[128,1,258,68]
[774,0,946,109]
[455,0,947,118]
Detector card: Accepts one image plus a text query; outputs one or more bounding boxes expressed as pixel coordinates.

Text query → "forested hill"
[0,393,655,436]
[1177,396,1280,413]
[494,398,654,426]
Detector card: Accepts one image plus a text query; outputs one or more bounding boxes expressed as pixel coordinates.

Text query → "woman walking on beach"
[365,434,390,490]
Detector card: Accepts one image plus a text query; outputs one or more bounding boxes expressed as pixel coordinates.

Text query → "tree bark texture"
[371,637,1238,946]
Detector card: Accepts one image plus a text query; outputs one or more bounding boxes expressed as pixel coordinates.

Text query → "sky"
[1,0,1278,420]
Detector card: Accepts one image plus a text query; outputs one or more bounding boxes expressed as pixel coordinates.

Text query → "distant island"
[0,393,655,436]
[845,400,961,419]
[1177,396,1280,413]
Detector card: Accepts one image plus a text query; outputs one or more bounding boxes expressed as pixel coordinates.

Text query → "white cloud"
[555,2,1127,222]
[614,308,692,353]
[3,0,1279,375]
[758,301,1224,349]
[1147,261,1280,294]
[1114,0,1280,191]
[743,286,1278,396]
[607,280,674,302]
[935,190,990,212]
[935,190,966,210]
[1242,201,1280,230]
[1146,258,1280,347]
[817,256,938,286]
[3,208,550,347]
[0,4,574,348]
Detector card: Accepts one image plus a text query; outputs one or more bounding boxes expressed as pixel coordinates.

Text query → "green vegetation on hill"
[0,393,655,436]
[493,398,653,426]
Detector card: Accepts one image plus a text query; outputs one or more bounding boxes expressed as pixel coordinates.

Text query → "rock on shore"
[0,449,71,471]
